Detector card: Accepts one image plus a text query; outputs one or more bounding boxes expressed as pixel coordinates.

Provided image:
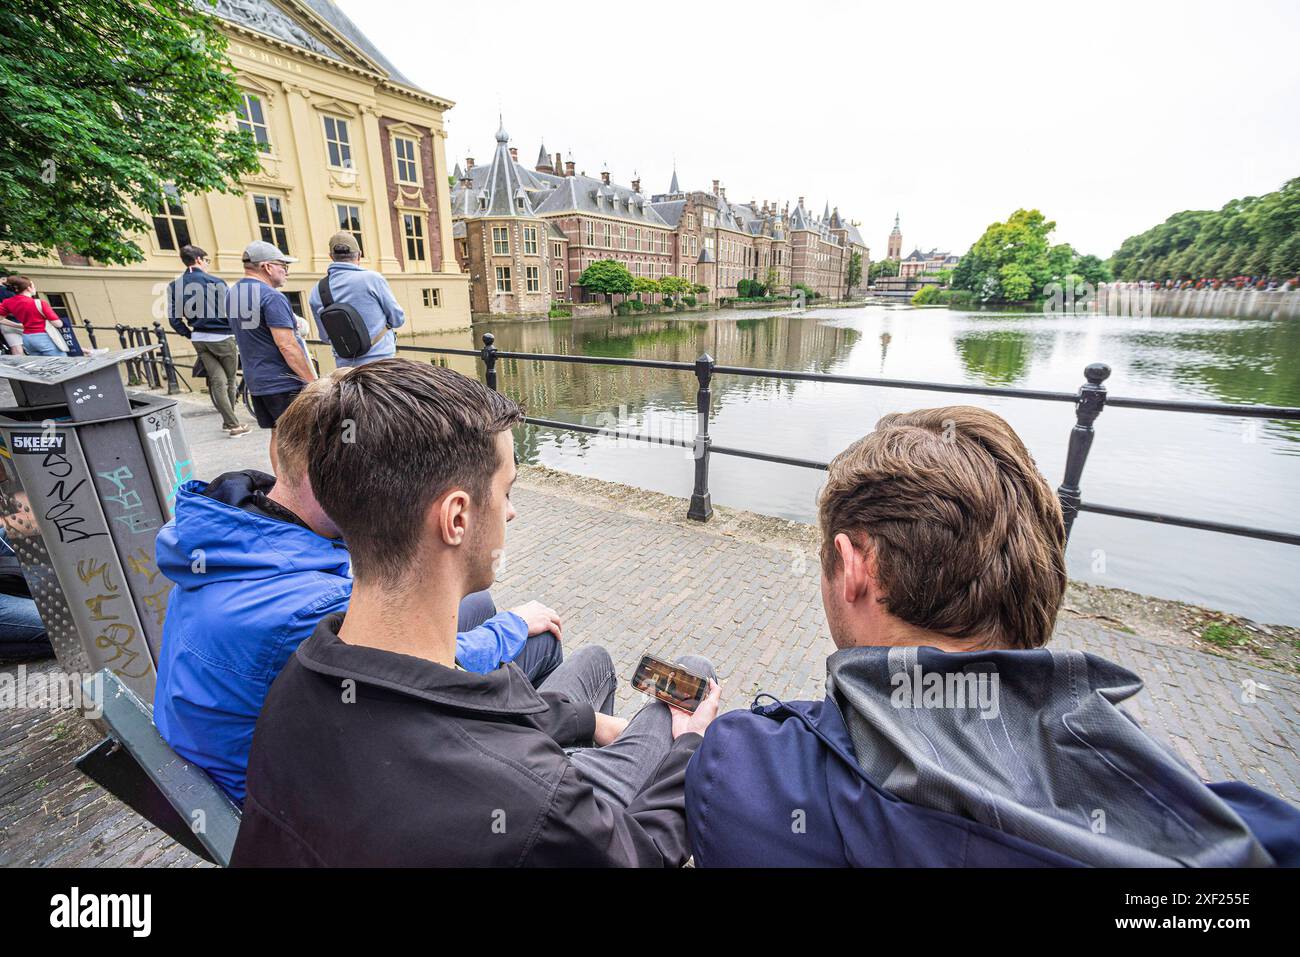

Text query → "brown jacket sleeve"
[522,732,703,867]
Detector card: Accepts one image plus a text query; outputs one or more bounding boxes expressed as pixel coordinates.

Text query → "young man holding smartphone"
[233,360,721,866]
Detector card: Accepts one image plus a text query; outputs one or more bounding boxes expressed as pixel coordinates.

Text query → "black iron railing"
[80,323,1300,546]
[415,333,1300,546]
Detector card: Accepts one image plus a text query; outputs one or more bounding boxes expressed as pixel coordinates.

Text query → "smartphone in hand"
[631,654,710,713]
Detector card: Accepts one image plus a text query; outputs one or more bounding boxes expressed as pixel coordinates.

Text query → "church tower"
[887,212,902,261]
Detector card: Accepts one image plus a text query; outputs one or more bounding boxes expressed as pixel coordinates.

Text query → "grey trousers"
[538,645,716,809]
[195,337,240,429]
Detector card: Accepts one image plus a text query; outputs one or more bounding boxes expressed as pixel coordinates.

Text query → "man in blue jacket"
[153,403,564,805]
[686,406,1300,867]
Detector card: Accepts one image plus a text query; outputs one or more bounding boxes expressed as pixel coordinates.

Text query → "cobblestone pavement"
[1,398,1296,865]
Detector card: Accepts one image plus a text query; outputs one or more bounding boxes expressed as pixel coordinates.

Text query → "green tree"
[764,265,781,291]
[1109,178,1300,280]
[869,258,900,282]
[0,0,261,264]
[953,209,1107,302]
[632,276,660,300]
[578,259,634,313]
[658,275,691,300]
[845,251,863,294]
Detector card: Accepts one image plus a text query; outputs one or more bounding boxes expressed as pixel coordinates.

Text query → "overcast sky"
[336,0,1299,259]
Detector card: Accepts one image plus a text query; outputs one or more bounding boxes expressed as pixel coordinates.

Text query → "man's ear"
[834,532,874,606]
[434,490,471,547]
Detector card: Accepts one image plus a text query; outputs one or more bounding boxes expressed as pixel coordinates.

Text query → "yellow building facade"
[4,0,469,334]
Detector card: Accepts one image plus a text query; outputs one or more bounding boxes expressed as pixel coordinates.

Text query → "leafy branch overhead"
[0,0,261,265]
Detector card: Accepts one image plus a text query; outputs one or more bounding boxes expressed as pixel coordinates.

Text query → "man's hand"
[593,713,628,747]
[509,600,562,639]
[670,679,722,740]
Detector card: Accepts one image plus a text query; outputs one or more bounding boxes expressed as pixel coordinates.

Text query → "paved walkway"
[1,396,1296,865]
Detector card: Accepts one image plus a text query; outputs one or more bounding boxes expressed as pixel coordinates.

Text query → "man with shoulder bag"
[308,232,406,368]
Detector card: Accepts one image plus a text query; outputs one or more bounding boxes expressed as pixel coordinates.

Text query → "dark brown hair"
[279,358,523,583]
[3,276,32,294]
[818,406,1066,649]
[180,245,208,267]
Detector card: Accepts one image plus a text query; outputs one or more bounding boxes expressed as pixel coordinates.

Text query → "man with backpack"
[308,232,405,367]
[167,245,249,437]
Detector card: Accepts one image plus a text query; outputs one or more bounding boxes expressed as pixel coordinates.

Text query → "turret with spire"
[887,212,902,260]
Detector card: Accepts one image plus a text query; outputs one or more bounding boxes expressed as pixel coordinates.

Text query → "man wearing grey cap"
[308,231,406,367]
[226,240,318,473]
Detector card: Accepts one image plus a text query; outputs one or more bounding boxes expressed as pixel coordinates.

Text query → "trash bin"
[0,347,194,701]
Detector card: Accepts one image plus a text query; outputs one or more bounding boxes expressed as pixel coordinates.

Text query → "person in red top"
[0,277,63,356]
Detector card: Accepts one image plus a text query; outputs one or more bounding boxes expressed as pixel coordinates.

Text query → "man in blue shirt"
[227,240,317,472]
[308,231,405,367]
[153,403,565,805]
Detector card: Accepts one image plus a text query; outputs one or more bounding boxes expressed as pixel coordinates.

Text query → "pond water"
[376,302,1300,626]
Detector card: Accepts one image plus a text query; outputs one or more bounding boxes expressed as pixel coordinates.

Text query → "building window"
[492,226,509,255]
[335,203,363,256]
[619,225,627,250]
[283,290,305,317]
[236,93,272,153]
[526,266,540,292]
[323,115,353,169]
[495,266,512,292]
[44,293,76,321]
[403,213,426,262]
[393,135,419,184]
[251,193,288,252]
[603,223,611,248]
[554,267,564,292]
[422,288,441,308]
[586,221,595,245]
[151,185,191,251]
[523,226,538,255]
[552,241,563,258]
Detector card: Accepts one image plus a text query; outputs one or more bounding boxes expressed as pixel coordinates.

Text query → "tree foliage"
[952,209,1111,302]
[578,259,634,312]
[845,251,863,293]
[0,0,262,264]
[869,258,899,281]
[1109,178,1300,281]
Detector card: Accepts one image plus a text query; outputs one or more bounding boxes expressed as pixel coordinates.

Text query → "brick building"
[451,124,871,316]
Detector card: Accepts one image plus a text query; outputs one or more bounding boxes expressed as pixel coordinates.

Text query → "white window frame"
[492,226,510,256]
[393,135,421,185]
[323,115,353,170]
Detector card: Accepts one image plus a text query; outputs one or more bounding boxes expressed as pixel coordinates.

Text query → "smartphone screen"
[631,654,709,713]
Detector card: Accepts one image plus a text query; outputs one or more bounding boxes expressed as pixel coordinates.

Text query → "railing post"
[1057,362,1111,540]
[141,327,160,388]
[82,320,98,350]
[152,321,180,395]
[481,332,498,391]
[116,324,142,385]
[687,352,715,522]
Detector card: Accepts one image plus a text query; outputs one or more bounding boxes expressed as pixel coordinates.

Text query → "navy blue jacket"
[167,267,230,337]
[686,693,1300,867]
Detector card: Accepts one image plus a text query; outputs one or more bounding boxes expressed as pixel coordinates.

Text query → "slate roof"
[297,0,419,88]
[649,199,687,228]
